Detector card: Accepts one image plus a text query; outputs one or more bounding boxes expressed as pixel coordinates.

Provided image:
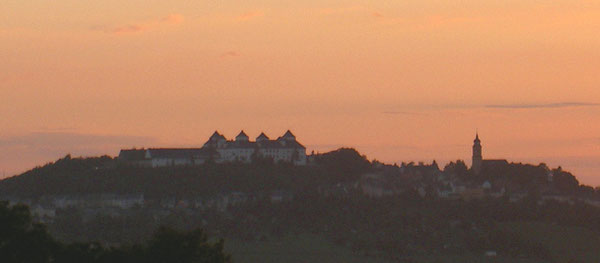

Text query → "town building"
[471,133,509,174]
[472,133,483,174]
[118,130,307,167]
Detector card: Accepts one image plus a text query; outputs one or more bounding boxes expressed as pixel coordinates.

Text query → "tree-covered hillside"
[2,148,600,262]
[0,201,230,263]
[0,148,372,198]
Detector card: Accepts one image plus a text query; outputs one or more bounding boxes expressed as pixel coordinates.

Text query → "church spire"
[472,132,482,174]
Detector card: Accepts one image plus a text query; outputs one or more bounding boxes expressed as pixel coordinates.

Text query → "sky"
[1,0,599,185]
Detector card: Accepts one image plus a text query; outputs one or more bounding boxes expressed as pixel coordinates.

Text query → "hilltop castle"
[119,130,307,167]
[471,133,508,174]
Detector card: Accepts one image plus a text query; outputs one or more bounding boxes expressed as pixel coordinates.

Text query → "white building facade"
[119,130,307,167]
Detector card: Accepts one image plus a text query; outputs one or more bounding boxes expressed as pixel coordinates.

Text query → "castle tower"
[235,130,249,142]
[282,130,296,141]
[472,133,482,174]
[256,132,269,142]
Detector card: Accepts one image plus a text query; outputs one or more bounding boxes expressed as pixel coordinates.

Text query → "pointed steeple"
[209,131,225,141]
[236,130,249,141]
[256,132,269,142]
[204,131,226,148]
[472,132,482,174]
[282,130,296,140]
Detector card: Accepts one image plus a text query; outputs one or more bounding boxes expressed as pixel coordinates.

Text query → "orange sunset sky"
[1,1,599,185]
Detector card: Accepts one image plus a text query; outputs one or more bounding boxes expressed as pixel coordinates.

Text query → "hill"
[2,148,600,262]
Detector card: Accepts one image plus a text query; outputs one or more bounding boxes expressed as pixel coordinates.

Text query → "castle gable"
[120,129,308,166]
[118,149,147,161]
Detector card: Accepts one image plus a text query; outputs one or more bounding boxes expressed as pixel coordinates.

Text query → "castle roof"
[282,130,296,140]
[256,132,269,141]
[209,131,226,141]
[200,129,305,149]
[284,140,305,149]
[226,141,256,149]
[236,130,249,139]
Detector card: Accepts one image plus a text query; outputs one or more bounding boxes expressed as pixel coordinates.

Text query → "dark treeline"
[0,148,371,199]
[2,148,600,262]
[0,201,230,263]
[0,148,594,199]
[204,193,600,262]
[39,191,600,262]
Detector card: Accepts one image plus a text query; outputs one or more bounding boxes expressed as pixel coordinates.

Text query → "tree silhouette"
[145,227,231,263]
[0,201,231,263]
[0,201,57,263]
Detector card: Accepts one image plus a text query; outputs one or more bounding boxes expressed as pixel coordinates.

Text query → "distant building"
[471,133,508,174]
[472,133,483,174]
[119,130,307,167]
[117,149,151,167]
[204,130,307,165]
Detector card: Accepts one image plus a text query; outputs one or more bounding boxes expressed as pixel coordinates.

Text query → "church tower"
[472,133,482,174]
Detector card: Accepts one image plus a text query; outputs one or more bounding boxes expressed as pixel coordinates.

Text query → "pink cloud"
[220,51,241,58]
[318,6,387,20]
[372,12,384,18]
[110,24,146,34]
[236,11,264,21]
[318,5,365,15]
[96,13,185,35]
[162,14,184,25]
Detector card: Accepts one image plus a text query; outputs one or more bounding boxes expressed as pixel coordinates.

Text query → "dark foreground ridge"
[0,201,230,263]
[2,148,600,262]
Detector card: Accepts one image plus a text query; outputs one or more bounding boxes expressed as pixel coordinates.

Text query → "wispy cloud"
[318,5,365,15]
[220,51,241,58]
[485,102,600,109]
[109,24,146,34]
[236,11,264,21]
[372,12,384,18]
[383,102,600,115]
[94,13,185,35]
[383,111,426,116]
[0,132,156,148]
[36,126,78,132]
[161,14,184,25]
[0,132,158,177]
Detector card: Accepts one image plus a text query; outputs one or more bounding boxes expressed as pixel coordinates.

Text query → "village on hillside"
[3,131,600,261]
[1,131,597,226]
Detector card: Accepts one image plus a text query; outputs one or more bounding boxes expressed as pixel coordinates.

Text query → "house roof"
[228,139,306,149]
[272,139,305,149]
[118,149,147,161]
[147,148,209,159]
[482,159,509,166]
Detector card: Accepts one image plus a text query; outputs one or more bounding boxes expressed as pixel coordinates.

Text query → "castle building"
[471,133,508,174]
[119,130,307,167]
[204,130,307,165]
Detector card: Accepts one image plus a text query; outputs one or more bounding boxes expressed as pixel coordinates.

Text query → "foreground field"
[225,234,390,263]
[225,222,600,263]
